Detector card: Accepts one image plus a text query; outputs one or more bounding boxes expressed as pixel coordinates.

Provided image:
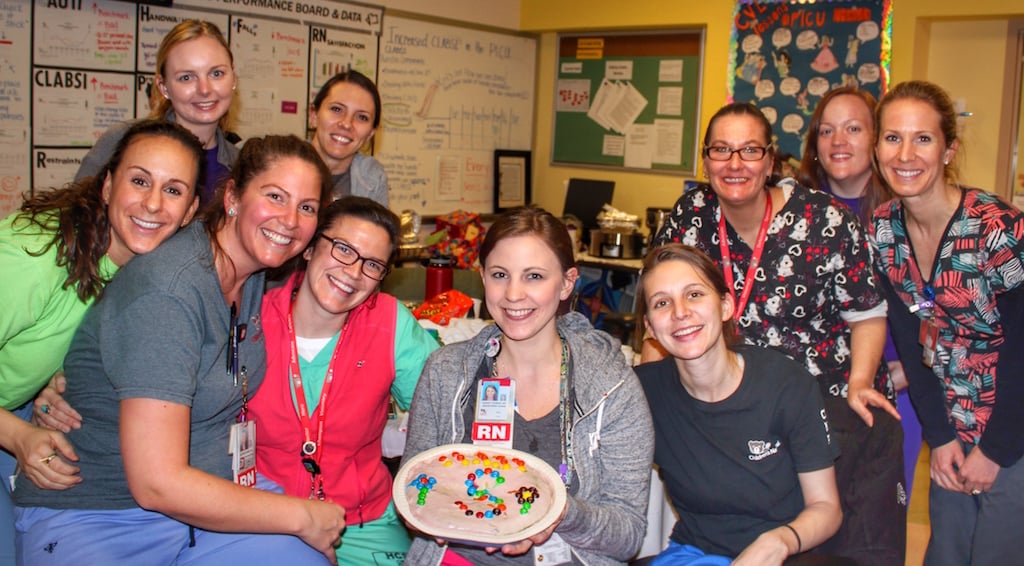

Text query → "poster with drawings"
[729,0,890,160]
[0,0,30,217]
[134,6,229,119]
[33,0,135,72]
[230,16,310,139]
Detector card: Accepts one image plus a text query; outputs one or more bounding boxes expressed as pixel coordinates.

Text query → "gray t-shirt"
[14,223,267,510]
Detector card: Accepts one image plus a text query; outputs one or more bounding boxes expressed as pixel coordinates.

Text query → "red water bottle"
[425,256,454,300]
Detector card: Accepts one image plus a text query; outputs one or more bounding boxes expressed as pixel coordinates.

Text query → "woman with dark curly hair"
[0,120,203,565]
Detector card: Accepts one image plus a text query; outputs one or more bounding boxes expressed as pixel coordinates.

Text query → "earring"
[944,160,949,165]
[227,208,237,217]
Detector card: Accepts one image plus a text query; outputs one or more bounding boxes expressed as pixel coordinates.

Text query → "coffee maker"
[645,207,672,251]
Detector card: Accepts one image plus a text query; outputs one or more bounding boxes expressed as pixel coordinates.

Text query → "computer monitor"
[563,178,615,245]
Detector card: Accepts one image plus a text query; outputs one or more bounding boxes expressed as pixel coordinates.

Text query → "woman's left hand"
[32,372,83,433]
[958,445,1000,495]
[14,425,81,490]
[485,500,567,556]
[846,382,900,427]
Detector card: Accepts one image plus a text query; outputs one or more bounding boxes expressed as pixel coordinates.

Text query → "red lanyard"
[286,306,344,466]
[718,191,773,320]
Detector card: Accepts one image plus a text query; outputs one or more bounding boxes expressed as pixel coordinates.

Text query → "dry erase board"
[20,0,382,203]
[375,15,537,215]
[553,31,703,175]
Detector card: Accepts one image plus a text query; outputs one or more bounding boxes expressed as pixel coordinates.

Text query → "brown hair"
[875,80,961,186]
[639,243,740,347]
[149,20,237,131]
[702,102,778,184]
[480,205,576,272]
[798,87,891,222]
[200,135,332,276]
[15,120,204,301]
[312,70,382,130]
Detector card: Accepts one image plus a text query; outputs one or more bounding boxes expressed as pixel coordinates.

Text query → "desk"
[577,252,643,272]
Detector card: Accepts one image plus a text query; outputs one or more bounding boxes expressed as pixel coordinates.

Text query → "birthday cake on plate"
[393,444,567,546]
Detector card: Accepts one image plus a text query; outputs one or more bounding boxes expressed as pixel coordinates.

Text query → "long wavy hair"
[798,86,891,223]
[149,19,237,132]
[14,120,204,301]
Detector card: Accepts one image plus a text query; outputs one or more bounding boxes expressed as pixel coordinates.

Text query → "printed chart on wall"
[729,0,891,160]
[22,0,383,203]
[376,15,536,215]
[0,0,31,218]
[31,0,136,202]
[553,31,704,175]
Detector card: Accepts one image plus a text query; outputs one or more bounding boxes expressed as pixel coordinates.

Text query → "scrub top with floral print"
[655,181,891,400]
[871,187,1024,444]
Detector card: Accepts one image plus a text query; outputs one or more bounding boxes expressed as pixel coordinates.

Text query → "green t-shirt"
[0,212,118,409]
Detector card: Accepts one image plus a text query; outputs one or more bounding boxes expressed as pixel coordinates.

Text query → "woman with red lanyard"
[651,102,905,565]
[247,196,438,565]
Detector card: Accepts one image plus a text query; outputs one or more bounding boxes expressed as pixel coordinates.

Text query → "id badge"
[533,533,572,565]
[472,377,515,448]
[919,317,939,368]
[229,420,257,487]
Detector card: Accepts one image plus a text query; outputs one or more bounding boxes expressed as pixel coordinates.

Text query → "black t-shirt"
[636,345,838,557]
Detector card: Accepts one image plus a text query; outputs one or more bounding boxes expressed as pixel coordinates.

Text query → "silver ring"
[971,489,981,495]
[40,404,50,415]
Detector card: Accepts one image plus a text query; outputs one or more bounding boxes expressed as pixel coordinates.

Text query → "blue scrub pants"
[14,474,330,566]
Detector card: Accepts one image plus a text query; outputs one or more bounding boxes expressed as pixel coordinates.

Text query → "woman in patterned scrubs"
[870,80,1024,566]
[653,101,905,565]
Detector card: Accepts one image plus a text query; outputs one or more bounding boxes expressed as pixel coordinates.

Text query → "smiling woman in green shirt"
[0,120,202,566]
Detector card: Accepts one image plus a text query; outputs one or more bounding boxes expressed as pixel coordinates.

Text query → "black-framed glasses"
[703,145,771,162]
[319,234,390,281]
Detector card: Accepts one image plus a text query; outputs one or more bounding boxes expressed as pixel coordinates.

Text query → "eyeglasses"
[319,234,390,281]
[703,145,771,162]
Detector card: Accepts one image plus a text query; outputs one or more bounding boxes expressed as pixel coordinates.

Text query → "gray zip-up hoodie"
[401,312,654,565]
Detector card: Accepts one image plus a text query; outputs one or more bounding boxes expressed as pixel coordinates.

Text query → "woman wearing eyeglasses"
[247,196,438,565]
[652,102,904,565]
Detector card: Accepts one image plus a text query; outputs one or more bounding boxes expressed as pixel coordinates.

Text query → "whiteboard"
[0,0,31,217]
[376,15,536,215]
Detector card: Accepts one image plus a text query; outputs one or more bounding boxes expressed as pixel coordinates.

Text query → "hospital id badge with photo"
[919,317,939,368]
[472,377,515,448]
[229,420,257,487]
[533,533,572,565]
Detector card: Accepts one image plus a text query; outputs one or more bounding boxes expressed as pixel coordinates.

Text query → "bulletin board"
[375,15,537,215]
[12,0,382,220]
[728,0,891,159]
[552,31,704,175]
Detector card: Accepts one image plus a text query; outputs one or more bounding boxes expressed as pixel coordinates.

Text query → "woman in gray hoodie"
[402,206,654,565]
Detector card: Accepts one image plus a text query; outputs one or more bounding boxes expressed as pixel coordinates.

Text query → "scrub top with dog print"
[871,187,1024,446]
[654,181,892,400]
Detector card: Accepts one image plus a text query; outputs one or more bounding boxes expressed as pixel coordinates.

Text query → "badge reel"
[912,288,938,368]
[301,441,325,500]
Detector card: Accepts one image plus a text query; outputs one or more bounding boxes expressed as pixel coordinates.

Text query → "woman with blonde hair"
[76,20,239,207]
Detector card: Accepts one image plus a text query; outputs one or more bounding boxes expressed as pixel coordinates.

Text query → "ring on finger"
[971,489,982,495]
[40,404,50,415]
[39,453,57,465]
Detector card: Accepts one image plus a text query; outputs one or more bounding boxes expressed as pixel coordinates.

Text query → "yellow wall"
[926,20,1010,192]
[520,0,1024,222]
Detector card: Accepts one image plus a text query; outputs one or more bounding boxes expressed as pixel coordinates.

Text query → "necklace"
[490,335,574,487]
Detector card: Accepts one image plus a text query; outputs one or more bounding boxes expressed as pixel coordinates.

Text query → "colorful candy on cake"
[394,444,566,545]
